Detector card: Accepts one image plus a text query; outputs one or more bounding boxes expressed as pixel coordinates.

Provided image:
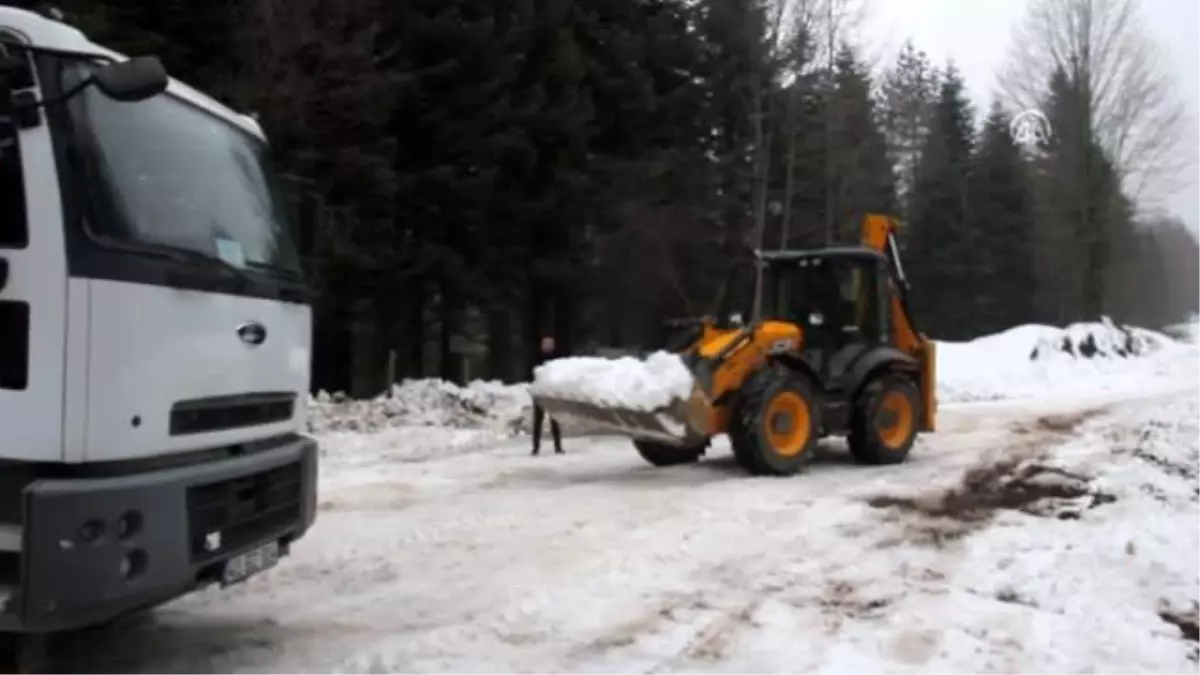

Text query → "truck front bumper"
[5,435,318,633]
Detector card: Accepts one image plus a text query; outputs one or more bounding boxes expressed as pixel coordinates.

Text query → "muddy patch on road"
[815,580,893,628]
[1158,601,1200,663]
[868,460,1115,521]
[868,405,1118,547]
[867,457,1116,546]
[1010,408,1107,437]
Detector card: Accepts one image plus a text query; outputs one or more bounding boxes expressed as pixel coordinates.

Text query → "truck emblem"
[205,531,222,551]
[236,321,267,346]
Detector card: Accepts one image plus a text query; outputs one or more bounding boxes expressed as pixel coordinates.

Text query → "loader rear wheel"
[634,440,704,467]
[848,373,920,465]
[730,368,819,476]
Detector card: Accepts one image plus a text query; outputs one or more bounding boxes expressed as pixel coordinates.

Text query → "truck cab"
[0,6,318,638]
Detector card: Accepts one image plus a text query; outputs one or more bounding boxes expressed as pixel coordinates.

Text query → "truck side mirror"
[90,56,168,102]
[0,258,8,293]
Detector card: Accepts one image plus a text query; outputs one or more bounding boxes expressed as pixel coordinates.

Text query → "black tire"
[728,367,820,476]
[633,440,704,467]
[848,373,921,465]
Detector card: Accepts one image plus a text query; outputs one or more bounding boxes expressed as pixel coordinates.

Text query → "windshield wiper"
[244,260,302,280]
[136,243,255,284]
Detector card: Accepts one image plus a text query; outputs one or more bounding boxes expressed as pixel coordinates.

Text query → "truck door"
[0,41,68,462]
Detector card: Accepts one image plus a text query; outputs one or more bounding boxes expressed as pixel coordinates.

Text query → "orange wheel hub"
[876,389,914,449]
[763,391,811,457]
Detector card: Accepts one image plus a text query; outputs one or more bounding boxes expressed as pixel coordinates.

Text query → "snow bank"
[307,318,1195,436]
[1164,314,1200,345]
[307,379,529,435]
[529,351,695,411]
[936,317,1195,403]
[1029,317,1175,361]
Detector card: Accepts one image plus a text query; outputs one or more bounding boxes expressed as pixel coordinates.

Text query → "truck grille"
[187,461,302,563]
[170,392,295,436]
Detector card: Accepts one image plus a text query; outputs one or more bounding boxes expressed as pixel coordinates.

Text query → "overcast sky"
[862,0,1199,235]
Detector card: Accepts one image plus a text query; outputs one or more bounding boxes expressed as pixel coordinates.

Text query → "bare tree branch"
[997,0,1190,205]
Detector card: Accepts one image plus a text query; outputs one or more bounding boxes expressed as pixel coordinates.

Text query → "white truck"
[0,5,318,662]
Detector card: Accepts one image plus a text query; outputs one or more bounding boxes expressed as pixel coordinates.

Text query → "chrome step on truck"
[0,6,319,670]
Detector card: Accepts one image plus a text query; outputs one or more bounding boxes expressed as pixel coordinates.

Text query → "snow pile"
[529,350,696,411]
[937,318,1196,403]
[1164,314,1200,345]
[304,318,1196,436]
[1029,317,1175,361]
[307,378,530,435]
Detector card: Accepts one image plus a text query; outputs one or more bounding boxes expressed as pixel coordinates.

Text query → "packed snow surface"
[38,318,1199,672]
[54,372,1198,672]
[529,350,695,411]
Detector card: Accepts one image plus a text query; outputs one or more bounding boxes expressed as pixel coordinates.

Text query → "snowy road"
[53,379,1198,673]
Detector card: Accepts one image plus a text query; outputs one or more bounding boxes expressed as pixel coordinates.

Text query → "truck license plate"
[221,540,280,587]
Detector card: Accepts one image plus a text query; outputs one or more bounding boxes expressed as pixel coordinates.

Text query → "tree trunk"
[349,297,384,398]
[400,276,426,379]
[553,284,575,357]
[523,278,546,382]
[485,299,514,382]
[438,277,462,383]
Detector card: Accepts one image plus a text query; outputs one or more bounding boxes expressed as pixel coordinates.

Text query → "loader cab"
[760,248,891,382]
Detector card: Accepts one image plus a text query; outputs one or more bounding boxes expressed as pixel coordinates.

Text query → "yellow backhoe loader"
[532,213,937,476]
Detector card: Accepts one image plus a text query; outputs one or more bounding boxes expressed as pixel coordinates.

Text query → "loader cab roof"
[760,247,887,266]
[0,6,266,140]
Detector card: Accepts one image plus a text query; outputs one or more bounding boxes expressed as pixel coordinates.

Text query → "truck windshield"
[62,63,301,274]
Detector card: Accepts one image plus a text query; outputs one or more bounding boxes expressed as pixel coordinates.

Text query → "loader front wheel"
[730,369,819,476]
[634,440,704,467]
[848,373,920,465]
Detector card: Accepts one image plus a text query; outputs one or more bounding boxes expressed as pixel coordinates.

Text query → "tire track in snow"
[568,392,1162,673]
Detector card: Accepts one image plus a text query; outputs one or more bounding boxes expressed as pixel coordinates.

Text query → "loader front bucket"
[531,380,713,447]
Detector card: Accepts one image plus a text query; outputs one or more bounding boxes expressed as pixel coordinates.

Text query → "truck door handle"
[0,257,8,293]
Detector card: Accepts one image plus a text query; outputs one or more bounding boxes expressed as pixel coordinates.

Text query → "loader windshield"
[761,254,886,342]
[60,62,301,274]
[762,260,832,325]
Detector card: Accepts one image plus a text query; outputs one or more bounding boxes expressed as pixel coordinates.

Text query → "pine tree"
[58,0,242,100]
[381,0,535,380]
[1032,66,1133,323]
[906,62,976,339]
[968,102,1036,333]
[238,0,402,395]
[878,39,939,221]
[826,45,896,244]
[691,0,776,298]
[771,14,823,250]
[576,0,718,345]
